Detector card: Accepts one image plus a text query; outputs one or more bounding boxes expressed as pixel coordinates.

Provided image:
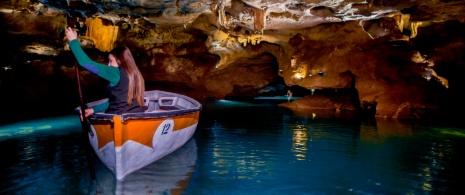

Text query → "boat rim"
[76,90,202,122]
[88,108,202,122]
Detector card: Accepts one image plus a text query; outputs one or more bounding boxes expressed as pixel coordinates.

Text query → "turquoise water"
[1,100,464,194]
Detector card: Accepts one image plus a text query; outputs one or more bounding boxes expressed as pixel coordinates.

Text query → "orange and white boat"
[77,90,202,180]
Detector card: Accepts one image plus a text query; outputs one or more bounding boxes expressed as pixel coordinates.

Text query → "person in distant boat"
[286,89,292,102]
[65,27,146,119]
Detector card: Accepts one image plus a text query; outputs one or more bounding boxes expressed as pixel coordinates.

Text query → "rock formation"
[1,0,465,119]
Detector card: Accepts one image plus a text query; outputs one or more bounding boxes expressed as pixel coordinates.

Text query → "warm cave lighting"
[292,72,305,79]
[85,17,119,52]
[410,21,423,38]
[0,8,13,13]
[0,115,81,141]
[24,44,58,56]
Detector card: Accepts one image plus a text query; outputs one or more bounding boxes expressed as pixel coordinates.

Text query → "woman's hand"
[65,27,78,41]
[79,108,95,121]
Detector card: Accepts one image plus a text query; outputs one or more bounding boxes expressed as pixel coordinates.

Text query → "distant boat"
[76,90,202,180]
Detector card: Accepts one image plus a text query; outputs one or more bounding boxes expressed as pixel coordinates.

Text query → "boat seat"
[159,97,181,110]
[144,97,159,112]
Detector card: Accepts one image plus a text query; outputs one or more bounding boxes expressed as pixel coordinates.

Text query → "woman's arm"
[65,27,120,86]
[68,40,120,86]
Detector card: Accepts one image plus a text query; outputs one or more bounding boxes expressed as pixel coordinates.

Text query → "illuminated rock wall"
[85,18,119,52]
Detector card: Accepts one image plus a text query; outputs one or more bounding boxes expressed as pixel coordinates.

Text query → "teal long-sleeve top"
[68,39,119,113]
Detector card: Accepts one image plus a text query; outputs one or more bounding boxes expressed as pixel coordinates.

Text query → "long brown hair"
[110,46,145,106]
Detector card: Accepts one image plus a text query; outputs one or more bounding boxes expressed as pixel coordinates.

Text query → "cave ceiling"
[36,0,465,30]
[3,0,465,36]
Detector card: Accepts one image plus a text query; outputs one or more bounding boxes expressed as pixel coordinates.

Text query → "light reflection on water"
[1,100,464,194]
[0,115,81,141]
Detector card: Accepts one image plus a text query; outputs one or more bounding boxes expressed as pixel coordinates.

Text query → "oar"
[74,61,96,180]
[67,16,96,179]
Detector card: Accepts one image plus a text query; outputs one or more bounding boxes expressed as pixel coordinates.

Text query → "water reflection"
[209,121,270,181]
[89,139,197,194]
[291,127,309,161]
[360,118,460,194]
[417,140,453,193]
[0,115,80,141]
[360,119,415,142]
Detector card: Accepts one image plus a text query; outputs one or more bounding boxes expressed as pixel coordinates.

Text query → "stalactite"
[398,14,422,38]
[400,14,410,33]
[393,14,403,32]
[410,21,422,38]
[254,7,267,34]
[430,69,449,88]
[85,17,118,52]
[218,3,226,28]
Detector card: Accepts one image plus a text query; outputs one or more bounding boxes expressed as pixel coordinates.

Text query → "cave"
[0,0,465,121]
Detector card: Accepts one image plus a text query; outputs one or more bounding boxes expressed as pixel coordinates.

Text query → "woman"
[65,27,146,118]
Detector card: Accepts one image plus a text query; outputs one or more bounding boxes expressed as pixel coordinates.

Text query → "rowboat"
[76,90,202,180]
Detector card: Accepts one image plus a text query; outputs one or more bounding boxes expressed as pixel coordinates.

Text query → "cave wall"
[1,0,464,120]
